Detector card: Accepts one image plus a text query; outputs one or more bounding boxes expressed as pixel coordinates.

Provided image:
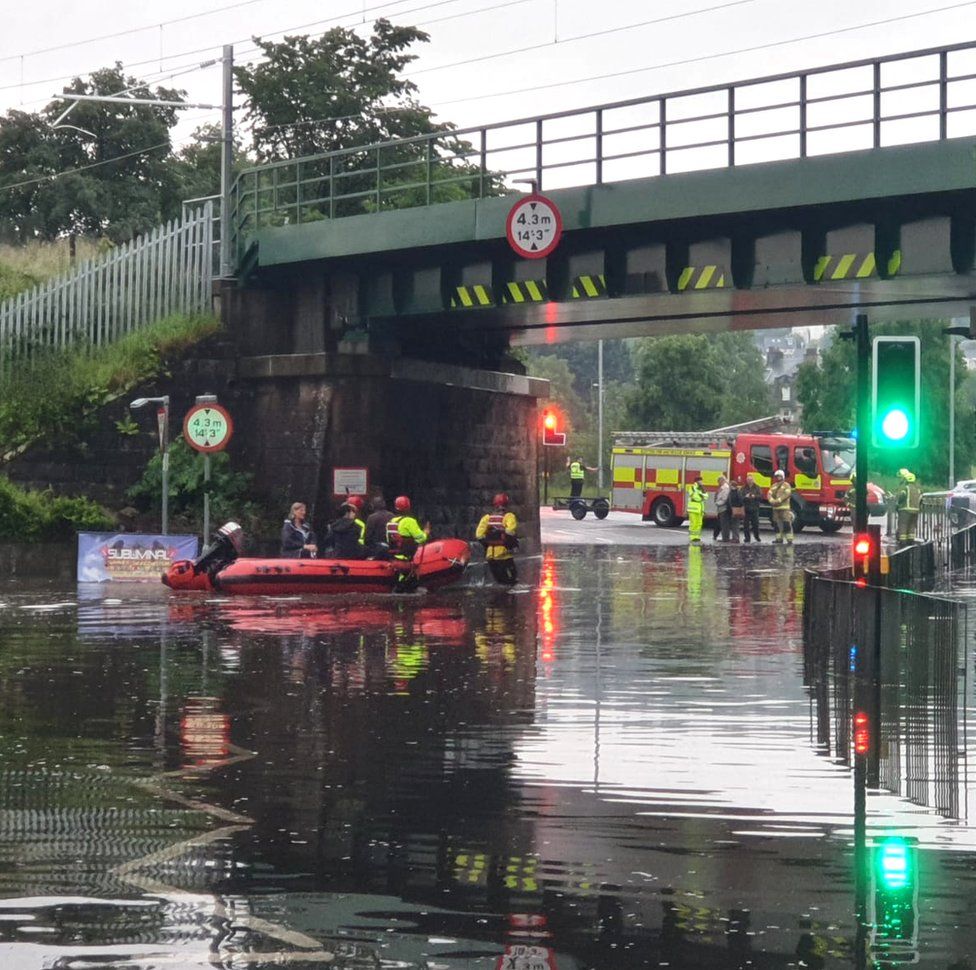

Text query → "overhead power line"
[430,0,976,107]
[0,142,171,193]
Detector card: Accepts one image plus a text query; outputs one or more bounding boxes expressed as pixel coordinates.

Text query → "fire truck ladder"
[613,415,788,449]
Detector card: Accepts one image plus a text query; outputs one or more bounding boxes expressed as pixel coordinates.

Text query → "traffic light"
[852,525,883,579]
[871,836,918,952]
[542,409,566,446]
[872,336,920,448]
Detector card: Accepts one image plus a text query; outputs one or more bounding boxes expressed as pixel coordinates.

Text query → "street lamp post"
[130,396,170,535]
[943,318,972,488]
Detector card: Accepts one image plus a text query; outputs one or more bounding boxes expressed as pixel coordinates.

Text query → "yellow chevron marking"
[677,267,694,291]
[506,282,524,303]
[526,280,544,301]
[855,253,876,278]
[887,249,902,276]
[832,254,856,279]
[457,288,473,307]
[814,256,831,282]
[696,265,716,289]
[582,276,600,297]
[473,285,492,305]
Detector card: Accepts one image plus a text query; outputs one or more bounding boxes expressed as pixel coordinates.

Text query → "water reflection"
[0,546,975,966]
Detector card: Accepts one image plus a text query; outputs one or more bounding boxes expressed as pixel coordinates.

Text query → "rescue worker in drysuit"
[894,467,921,546]
[386,496,430,587]
[476,493,519,585]
[686,476,706,544]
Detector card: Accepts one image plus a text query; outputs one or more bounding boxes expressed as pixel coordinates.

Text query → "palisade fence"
[0,202,213,382]
[803,573,966,819]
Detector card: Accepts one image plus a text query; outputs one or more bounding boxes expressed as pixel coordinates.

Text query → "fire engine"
[611,419,860,533]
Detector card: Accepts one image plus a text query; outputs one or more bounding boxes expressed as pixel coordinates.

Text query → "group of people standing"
[687,470,795,545]
[280,492,521,586]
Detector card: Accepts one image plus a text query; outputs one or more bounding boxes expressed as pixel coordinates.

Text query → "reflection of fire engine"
[611,422,858,534]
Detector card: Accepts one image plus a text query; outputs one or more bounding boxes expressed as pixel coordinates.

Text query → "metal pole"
[203,454,211,542]
[159,399,170,536]
[854,314,870,534]
[949,334,956,488]
[597,339,604,492]
[220,45,234,279]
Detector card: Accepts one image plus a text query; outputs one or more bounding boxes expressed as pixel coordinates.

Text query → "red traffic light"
[854,710,870,755]
[541,408,566,446]
[853,535,872,557]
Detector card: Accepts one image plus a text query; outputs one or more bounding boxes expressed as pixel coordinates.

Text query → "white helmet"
[774,469,786,479]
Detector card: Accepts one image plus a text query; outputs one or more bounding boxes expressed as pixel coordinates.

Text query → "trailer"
[551,496,611,520]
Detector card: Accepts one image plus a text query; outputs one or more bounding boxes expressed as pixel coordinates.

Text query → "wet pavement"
[1,539,975,969]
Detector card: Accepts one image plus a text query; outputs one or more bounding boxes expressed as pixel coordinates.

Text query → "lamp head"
[130,398,149,409]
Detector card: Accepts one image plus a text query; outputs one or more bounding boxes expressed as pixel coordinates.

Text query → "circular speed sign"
[183,403,234,454]
[506,194,563,260]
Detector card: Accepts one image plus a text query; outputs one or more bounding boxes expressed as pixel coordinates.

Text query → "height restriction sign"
[183,403,234,453]
[506,194,562,259]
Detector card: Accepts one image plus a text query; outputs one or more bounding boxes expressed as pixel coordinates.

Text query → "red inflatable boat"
[162,522,471,595]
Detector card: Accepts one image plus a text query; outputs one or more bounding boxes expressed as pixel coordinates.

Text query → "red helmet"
[394,495,411,512]
[492,493,509,508]
[345,495,363,511]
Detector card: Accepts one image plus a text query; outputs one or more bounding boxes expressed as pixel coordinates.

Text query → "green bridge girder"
[240,137,976,344]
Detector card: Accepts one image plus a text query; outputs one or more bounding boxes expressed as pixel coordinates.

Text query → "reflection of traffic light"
[541,408,566,446]
[872,337,920,448]
[853,710,870,756]
[871,837,918,954]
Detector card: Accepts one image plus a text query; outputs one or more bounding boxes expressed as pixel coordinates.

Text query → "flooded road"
[2,543,976,968]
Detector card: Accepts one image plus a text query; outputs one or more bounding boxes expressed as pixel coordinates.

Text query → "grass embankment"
[0,313,220,540]
[0,238,105,300]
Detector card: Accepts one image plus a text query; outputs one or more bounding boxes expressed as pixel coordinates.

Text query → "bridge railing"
[231,39,976,262]
[0,202,213,380]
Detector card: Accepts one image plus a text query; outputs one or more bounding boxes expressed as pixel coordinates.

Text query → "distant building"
[757,332,815,424]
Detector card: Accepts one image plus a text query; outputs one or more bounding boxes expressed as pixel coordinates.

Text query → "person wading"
[475,493,519,585]
[386,495,430,589]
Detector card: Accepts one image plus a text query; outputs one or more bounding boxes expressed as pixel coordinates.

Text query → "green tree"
[624,332,769,431]
[794,321,975,484]
[234,21,500,215]
[0,65,188,243]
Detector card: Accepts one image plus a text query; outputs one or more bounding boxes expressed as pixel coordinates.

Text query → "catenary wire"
[429,0,976,107]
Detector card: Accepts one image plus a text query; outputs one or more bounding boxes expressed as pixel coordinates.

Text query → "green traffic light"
[878,839,910,890]
[881,408,910,442]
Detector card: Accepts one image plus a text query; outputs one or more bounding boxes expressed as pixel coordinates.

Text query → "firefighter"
[769,469,794,544]
[894,468,921,546]
[686,476,706,544]
[566,456,597,499]
[386,496,429,559]
[475,493,519,585]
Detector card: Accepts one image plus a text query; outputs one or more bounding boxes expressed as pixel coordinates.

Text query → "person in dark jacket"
[741,474,763,543]
[728,478,744,543]
[330,502,366,559]
[280,502,318,558]
[364,496,395,552]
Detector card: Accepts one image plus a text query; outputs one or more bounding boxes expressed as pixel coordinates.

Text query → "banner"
[77,532,199,582]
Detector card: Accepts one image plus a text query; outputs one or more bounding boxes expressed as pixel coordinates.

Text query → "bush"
[127,438,265,536]
[0,476,112,540]
[0,313,220,456]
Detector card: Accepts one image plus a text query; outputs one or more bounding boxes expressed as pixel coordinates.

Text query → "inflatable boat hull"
[163,538,470,595]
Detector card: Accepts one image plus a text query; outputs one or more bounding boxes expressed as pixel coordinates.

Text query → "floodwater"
[1,543,976,969]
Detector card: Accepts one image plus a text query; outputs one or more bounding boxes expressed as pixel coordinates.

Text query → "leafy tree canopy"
[624,332,769,431]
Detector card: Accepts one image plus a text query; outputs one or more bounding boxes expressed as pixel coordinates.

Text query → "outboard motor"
[162,522,243,590]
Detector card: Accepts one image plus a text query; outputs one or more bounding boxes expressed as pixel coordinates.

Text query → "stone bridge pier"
[221,273,547,553]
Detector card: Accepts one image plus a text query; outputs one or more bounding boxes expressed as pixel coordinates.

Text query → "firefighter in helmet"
[476,493,519,585]
[386,496,429,561]
[768,469,794,544]
[894,468,921,546]
[686,476,706,544]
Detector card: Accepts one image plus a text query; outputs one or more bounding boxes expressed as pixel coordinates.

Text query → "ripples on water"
[0,545,974,968]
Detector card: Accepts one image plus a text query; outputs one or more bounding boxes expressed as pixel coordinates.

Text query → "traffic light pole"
[854,313,870,533]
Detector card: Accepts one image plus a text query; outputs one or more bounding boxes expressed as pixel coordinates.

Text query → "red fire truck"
[611,425,860,533]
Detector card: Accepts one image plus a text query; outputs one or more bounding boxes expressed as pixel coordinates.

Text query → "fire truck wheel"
[790,499,806,533]
[593,499,610,520]
[650,497,678,527]
[819,520,843,534]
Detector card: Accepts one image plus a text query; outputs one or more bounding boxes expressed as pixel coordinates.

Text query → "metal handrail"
[230,39,976,265]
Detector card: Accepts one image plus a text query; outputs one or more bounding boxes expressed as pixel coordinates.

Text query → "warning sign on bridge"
[506,194,562,260]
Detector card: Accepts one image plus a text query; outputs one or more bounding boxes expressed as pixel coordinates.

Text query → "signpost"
[332,467,369,499]
[183,398,234,543]
[506,194,563,260]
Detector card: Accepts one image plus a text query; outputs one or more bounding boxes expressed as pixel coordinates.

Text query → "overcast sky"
[1,0,975,152]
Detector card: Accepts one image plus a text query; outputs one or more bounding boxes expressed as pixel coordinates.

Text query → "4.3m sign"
[506,194,563,260]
